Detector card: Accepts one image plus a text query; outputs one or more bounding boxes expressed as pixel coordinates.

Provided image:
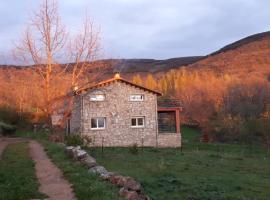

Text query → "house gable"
[76,75,162,97]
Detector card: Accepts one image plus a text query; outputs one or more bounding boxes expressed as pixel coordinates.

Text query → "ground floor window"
[91,117,106,130]
[158,111,176,133]
[131,116,145,128]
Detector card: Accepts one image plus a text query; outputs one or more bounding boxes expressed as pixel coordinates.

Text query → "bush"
[0,121,16,136]
[129,143,139,155]
[65,134,84,146]
[210,115,264,145]
[0,106,33,129]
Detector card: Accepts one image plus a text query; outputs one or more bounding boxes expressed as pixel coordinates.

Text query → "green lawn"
[41,141,123,200]
[0,142,45,200]
[14,132,123,200]
[88,127,270,200]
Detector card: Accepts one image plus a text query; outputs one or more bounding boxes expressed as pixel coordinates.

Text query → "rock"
[119,187,151,200]
[123,177,141,191]
[80,155,97,168]
[65,146,74,157]
[109,175,141,191]
[100,171,117,180]
[71,146,81,153]
[70,146,85,160]
[89,165,108,176]
[109,174,124,185]
[75,150,87,160]
[119,187,141,200]
[66,146,74,151]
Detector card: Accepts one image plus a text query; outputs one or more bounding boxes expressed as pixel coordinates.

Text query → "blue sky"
[0,0,269,64]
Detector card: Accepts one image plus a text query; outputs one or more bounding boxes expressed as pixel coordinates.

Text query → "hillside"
[186,31,270,79]
[1,31,270,80]
[112,56,203,73]
[0,56,203,75]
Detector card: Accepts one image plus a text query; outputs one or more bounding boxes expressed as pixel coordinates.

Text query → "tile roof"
[76,75,162,96]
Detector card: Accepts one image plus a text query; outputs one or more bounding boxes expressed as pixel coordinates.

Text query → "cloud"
[0,0,270,63]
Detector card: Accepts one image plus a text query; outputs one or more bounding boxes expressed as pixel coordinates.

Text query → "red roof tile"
[76,76,162,96]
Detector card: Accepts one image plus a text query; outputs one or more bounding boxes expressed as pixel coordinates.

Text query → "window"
[90,94,105,101]
[130,94,144,101]
[131,117,145,128]
[91,117,106,129]
[158,111,176,133]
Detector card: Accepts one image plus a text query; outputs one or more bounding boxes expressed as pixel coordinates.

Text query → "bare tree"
[14,0,101,124]
[67,16,101,87]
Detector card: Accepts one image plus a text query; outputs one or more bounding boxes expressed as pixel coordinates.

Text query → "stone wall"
[70,80,181,147]
[157,133,181,147]
[81,81,159,147]
[70,95,82,134]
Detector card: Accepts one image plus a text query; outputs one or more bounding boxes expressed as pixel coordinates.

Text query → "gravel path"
[29,140,76,200]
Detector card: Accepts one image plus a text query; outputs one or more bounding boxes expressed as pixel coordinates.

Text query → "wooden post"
[141,137,144,152]
[33,124,37,133]
[102,137,104,156]
[175,109,180,133]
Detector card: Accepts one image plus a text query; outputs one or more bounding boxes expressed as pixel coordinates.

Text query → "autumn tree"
[132,74,143,85]
[145,74,157,90]
[258,108,270,149]
[14,0,101,123]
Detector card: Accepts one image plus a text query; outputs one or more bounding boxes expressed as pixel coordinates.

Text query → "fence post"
[102,137,104,156]
[141,137,144,152]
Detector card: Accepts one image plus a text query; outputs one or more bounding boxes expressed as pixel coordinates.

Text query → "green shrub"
[0,121,16,136]
[65,134,84,146]
[129,143,139,155]
[0,106,33,129]
[210,115,264,145]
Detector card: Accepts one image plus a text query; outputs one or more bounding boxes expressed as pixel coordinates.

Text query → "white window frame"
[131,116,145,128]
[91,117,106,130]
[90,94,105,102]
[130,94,144,102]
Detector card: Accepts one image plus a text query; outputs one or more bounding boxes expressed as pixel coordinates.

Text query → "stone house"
[68,73,181,147]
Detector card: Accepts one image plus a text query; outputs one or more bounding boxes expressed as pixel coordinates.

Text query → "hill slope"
[1,31,270,80]
[0,56,203,73]
[187,31,270,79]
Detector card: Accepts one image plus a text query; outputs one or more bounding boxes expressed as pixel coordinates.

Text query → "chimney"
[114,72,121,79]
[72,85,79,92]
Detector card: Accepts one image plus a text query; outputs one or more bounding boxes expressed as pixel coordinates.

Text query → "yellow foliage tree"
[132,74,143,85]
[145,74,157,90]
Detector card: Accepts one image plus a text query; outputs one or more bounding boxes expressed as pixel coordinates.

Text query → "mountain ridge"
[1,31,270,79]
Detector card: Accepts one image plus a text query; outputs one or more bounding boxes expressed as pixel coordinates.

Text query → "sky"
[0,0,270,64]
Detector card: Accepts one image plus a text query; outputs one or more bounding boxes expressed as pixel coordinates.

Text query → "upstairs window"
[131,117,145,128]
[91,117,106,129]
[130,94,144,101]
[90,94,105,101]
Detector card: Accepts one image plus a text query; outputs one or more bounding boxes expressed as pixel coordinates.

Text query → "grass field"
[0,142,45,200]
[13,132,123,200]
[88,127,270,200]
[41,141,123,200]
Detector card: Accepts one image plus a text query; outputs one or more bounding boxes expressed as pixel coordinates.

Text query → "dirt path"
[29,140,76,200]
